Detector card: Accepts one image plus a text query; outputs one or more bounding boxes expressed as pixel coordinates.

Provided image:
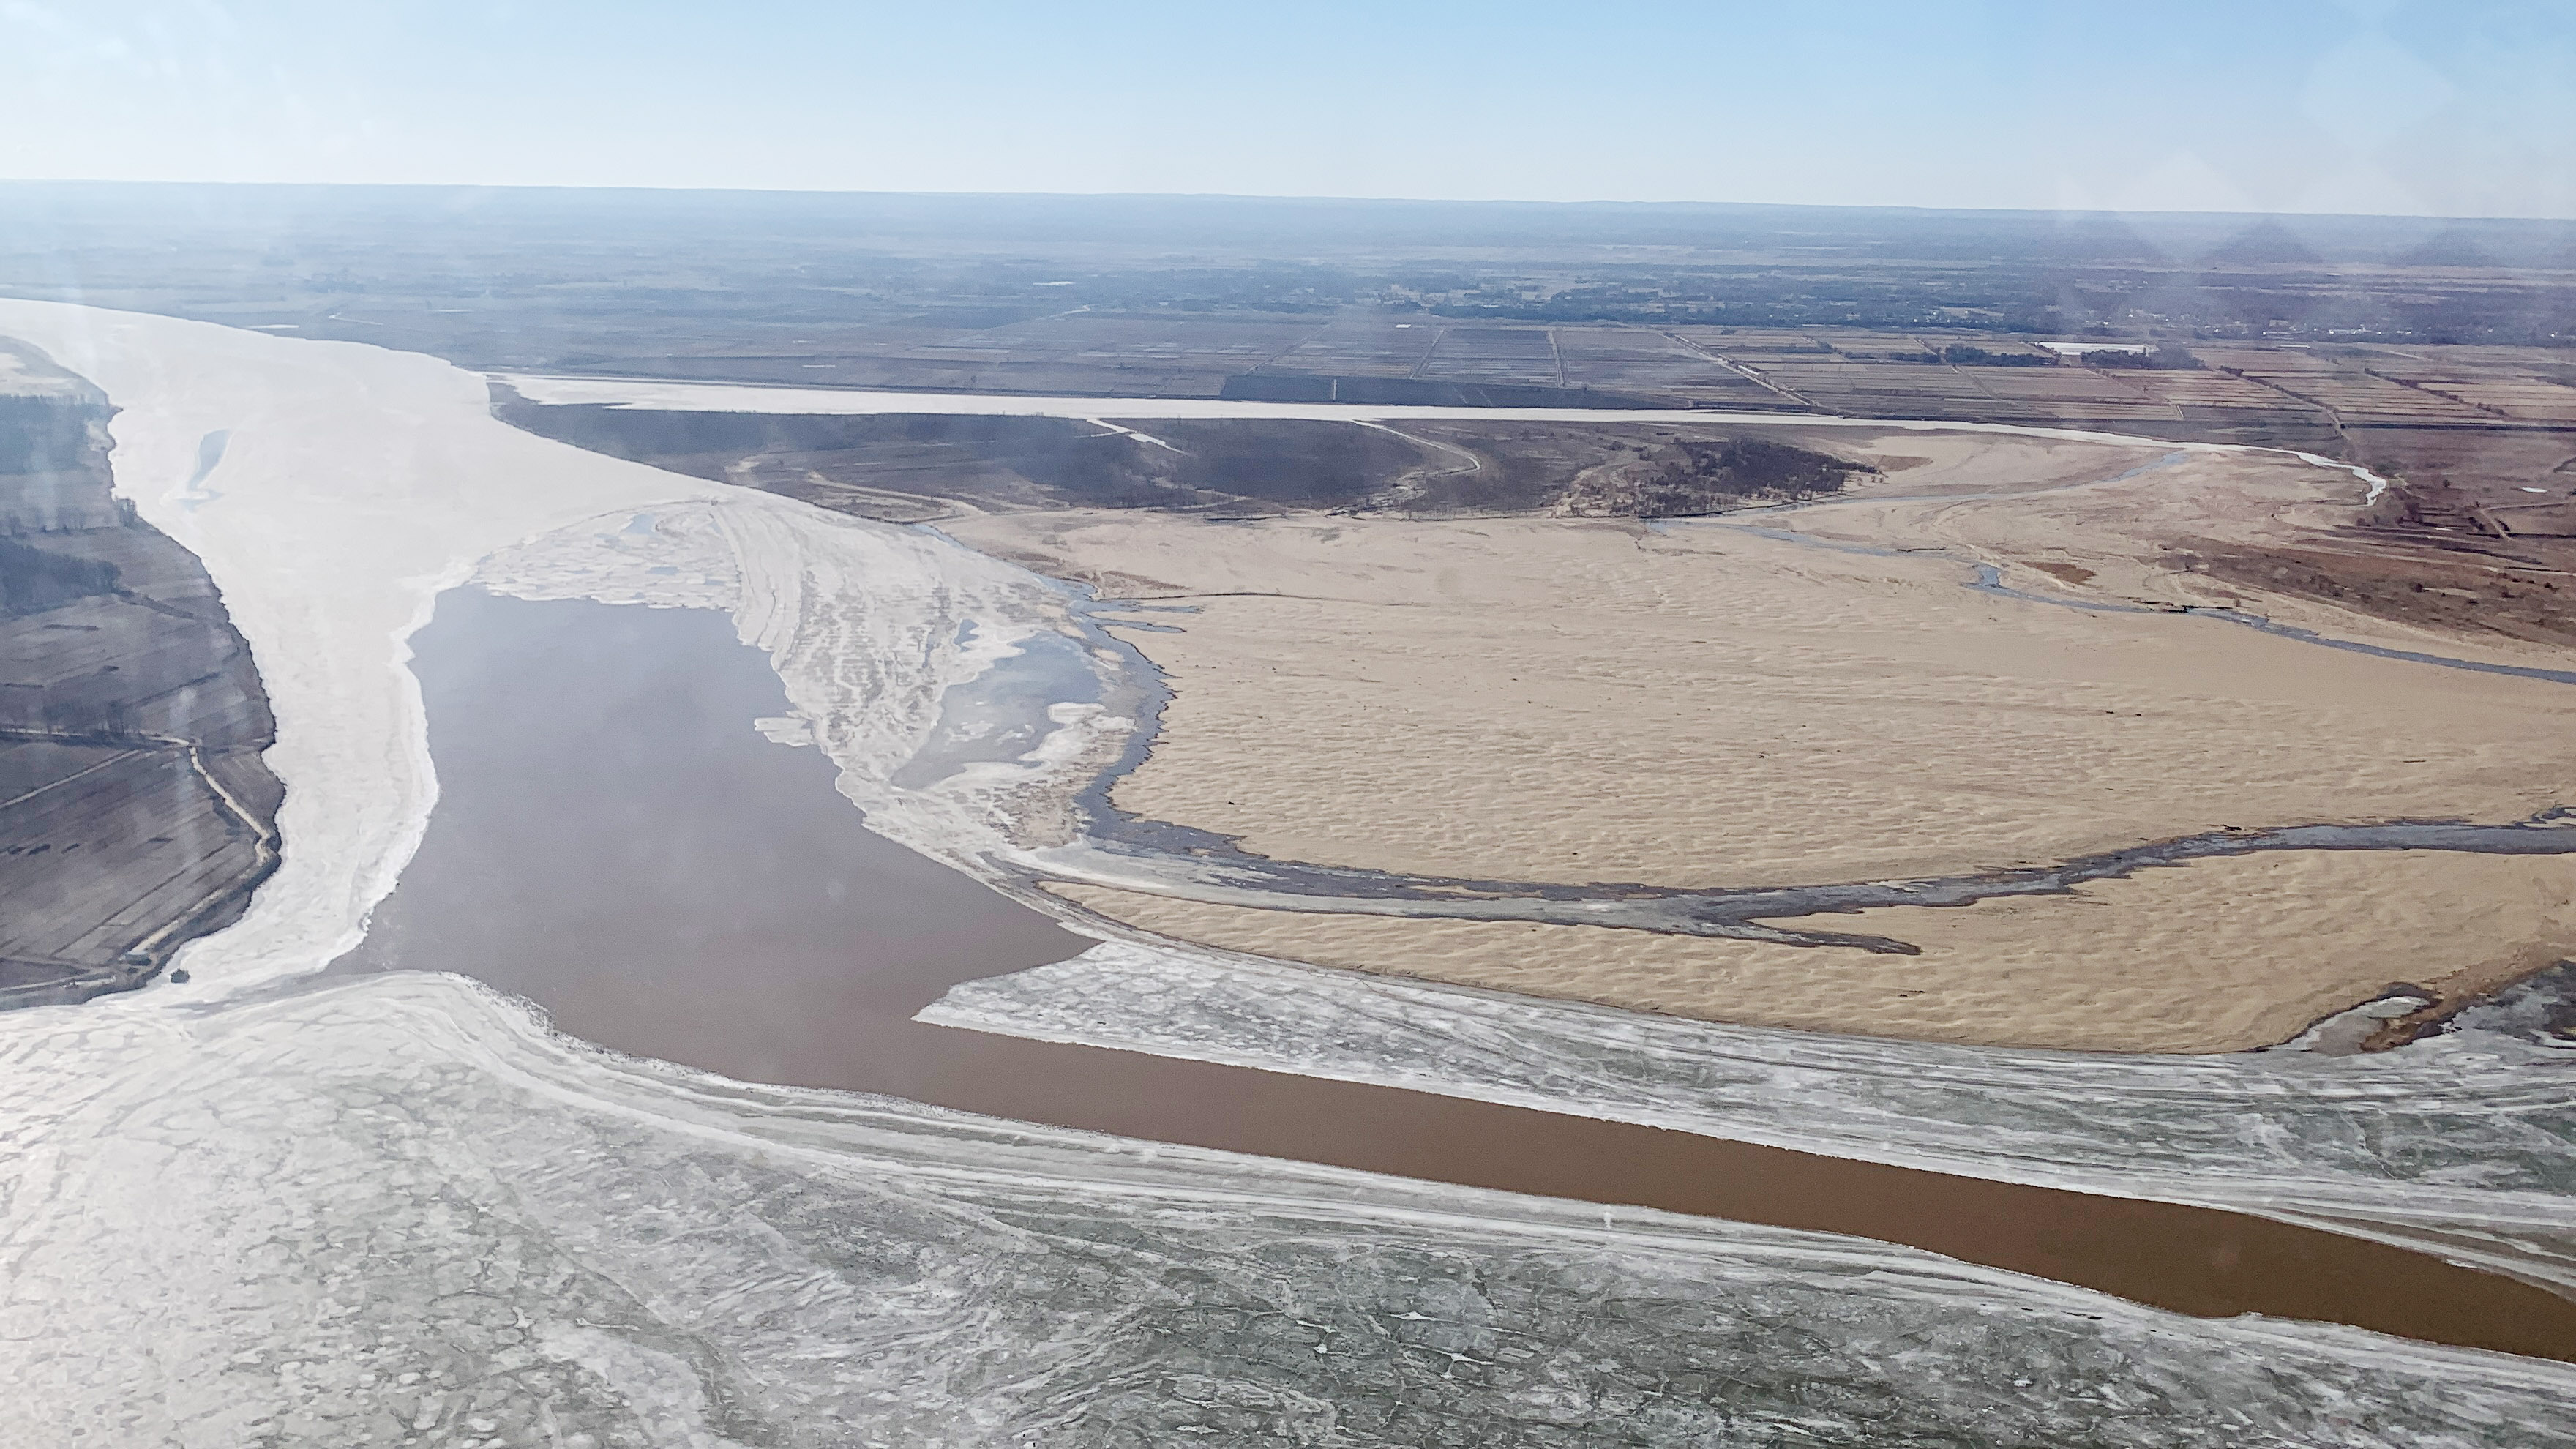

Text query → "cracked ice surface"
[472,495,1139,879]
[7,971,2575,1448]
[0,299,1131,996]
[926,944,2576,1295]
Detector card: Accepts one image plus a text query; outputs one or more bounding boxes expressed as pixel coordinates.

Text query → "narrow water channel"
[334,586,2576,1362]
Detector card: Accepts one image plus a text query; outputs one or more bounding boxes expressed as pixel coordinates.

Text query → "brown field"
[1963,371,2159,403]
[1417,326,1560,383]
[2242,372,2491,422]
[2122,370,2310,410]
[2415,383,2576,422]
[1677,329,1835,355]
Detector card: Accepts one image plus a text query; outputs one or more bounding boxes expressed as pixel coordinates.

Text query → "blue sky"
[3,1,2571,217]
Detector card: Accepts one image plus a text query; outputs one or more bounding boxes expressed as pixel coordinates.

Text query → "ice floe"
[6,970,2572,1445]
[927,943,2576,1297]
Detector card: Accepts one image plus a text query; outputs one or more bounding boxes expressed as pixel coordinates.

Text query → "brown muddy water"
[334,587,2576,1363]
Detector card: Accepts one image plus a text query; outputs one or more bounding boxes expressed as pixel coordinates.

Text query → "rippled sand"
[947,463,2576,1050]
[948,506,2572,888]
[1053,848,2576,1053]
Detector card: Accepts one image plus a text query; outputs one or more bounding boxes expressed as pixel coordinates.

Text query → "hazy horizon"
[4,1,2571,221]
[1,175,2567,222]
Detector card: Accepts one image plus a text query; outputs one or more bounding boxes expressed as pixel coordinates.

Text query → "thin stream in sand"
[333,585,2576,1363]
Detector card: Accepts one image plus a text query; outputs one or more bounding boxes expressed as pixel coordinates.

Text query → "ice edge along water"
[496,369,2576,1295]
[2,304,2572,1442]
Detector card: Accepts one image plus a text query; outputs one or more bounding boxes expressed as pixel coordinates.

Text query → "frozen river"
[1,303,2571,1442]
[325,585,2576,1360]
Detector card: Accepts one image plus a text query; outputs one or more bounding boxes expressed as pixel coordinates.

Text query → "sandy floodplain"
[946,506,2572,889]
[1052,849,2576,1054]
[944,437,2576,1052]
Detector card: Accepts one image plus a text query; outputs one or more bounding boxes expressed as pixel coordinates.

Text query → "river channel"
[332,585,2576,1362]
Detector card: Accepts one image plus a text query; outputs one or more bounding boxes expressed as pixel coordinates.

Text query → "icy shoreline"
[4,302,2572,1437]
[926,943,2576,1298]
[14,969,2572,1444]
[0,302,722,998]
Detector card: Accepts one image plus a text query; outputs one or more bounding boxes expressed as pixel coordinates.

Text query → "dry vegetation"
[2171,424,2576,648]
[495,389,1877,522]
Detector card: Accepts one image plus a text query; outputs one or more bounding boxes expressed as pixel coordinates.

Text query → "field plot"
[1670,328,1836,358]
[1551,327,1765,397]
[1959,371,2176,424]
[0,743,263,976]
[1738,360,1871,389]
[2197,348,2347,373]
[0,342,281,1008]
[2122,370,2324,414]
[810,312,1320,397]
[1417,325,1560,383]
[1751,360,2051,419]
[2249,372,2492,424]
[2356,425,2576,502]
[1813,332,1932,358]
[921,312,1314,370]
[1254,315,1445,378]
[2493,501,2576,536]
[512,310,1339,398]
[1729,362,1865,410]
[1837,362,1999,398]
[1960,370,2155,403]
[1063,316,1320,369]
[2407,379,2576,422]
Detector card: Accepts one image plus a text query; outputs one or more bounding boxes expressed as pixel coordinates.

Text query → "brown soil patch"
[2176,541,2576,650]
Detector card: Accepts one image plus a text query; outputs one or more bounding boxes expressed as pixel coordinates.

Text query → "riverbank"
[332,583,2576,1359]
